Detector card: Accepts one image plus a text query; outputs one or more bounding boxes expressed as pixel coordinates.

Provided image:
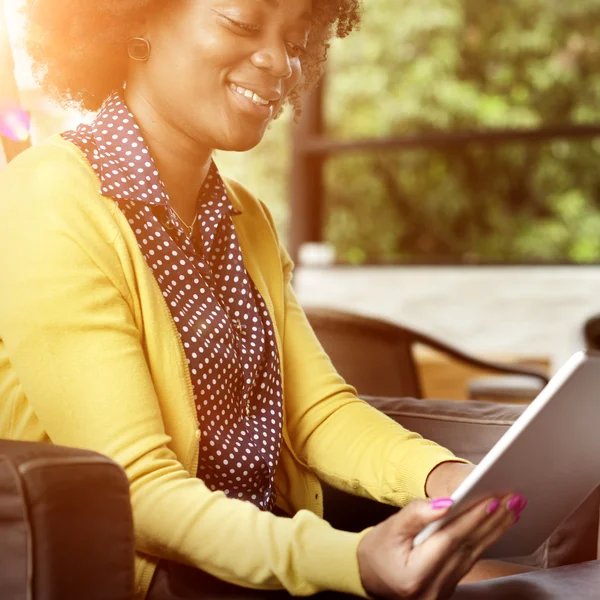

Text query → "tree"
[324,0,600,263]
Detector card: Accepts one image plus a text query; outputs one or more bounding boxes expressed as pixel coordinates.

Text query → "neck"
[123,88,212,224]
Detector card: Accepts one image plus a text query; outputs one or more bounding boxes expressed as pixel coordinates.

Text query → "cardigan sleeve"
[277,246,468,506]
[0,143,369,598]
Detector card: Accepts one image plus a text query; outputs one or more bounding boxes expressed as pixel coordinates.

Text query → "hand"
[357,494,526,600]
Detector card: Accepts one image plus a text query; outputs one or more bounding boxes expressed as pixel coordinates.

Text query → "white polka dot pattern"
[62,93,284,511]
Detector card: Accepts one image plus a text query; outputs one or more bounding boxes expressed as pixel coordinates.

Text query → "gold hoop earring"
[128,37,151,62]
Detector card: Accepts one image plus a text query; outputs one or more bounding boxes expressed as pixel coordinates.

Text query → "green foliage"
[325,0,600,263]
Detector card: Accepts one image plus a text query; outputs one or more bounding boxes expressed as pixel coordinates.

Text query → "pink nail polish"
[486,498,500,514]
[431,497,454,510]
[507,494,524,513]
[514,499,528,520]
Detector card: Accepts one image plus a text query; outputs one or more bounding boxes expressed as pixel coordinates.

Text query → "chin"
[217,131,267,153]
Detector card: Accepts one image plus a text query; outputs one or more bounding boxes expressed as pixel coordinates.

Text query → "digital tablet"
[413,350,600,558]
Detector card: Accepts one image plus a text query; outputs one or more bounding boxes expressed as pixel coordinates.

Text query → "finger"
[446,492,525,565]
[426,493,519,558]
[426,511,515,600]
[383,497,460,587]
[401,494,520,594]
[461,494,523,556]
[423,497,520,598]
[356,499,455,600]
[459,496,521,566]
[412,495,515,589]
[389,497,455,539]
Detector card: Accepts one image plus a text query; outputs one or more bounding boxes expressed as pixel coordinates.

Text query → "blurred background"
[2,0,600,396]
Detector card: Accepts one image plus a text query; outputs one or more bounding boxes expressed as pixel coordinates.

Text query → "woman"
[0,1,526,599]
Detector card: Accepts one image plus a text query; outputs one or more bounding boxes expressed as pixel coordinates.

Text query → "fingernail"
[514,498,528,520]
[507,494,525,514]
[431,497,454,510]
[513,514,521,524]
[486,498,501,514]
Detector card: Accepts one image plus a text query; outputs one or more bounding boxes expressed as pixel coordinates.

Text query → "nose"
[250,40,293,80]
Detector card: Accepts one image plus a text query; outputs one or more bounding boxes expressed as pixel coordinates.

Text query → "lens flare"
[0,101,31,142]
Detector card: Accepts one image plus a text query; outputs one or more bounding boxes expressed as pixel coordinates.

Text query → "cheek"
[152,20,237,91]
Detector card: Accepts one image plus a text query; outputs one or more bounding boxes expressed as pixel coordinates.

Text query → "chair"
[304,307,549,400]
[583,313,600,351]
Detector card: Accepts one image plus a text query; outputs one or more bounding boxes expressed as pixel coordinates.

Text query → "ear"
[127,37,152,62]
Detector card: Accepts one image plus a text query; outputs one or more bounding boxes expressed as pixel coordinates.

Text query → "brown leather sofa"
[0,439,135,600]
[2,396,599,599]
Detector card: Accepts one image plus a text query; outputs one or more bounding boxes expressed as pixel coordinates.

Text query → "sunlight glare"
[0,100,30,142]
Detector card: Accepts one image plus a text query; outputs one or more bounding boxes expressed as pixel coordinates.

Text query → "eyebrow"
[259,0,312,23]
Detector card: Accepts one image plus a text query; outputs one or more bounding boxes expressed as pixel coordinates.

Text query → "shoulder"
[2,134,96,182]
[0,135,113,225]
[0,135,122,259]
[0,134,98,199]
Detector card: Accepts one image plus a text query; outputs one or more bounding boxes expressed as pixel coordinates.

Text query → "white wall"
[295,266,600,371]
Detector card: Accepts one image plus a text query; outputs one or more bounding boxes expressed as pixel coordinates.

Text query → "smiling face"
[127,0,312,153]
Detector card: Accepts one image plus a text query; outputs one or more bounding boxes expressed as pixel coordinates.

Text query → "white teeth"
[230,83,271,107]
[252,92,268,105]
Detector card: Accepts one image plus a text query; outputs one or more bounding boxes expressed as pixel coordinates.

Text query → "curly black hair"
[24,0,362,114]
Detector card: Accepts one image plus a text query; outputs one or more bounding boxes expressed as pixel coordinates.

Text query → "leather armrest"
[362,396,526,464]
[0,440,135,600]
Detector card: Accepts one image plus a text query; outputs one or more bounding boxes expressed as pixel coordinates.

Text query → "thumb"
[391,497,453,538]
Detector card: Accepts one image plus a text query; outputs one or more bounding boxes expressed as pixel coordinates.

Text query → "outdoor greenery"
[225,0,600,264]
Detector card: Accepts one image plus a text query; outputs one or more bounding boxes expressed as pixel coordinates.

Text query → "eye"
[223,16,261,35]
[286,42,307,59]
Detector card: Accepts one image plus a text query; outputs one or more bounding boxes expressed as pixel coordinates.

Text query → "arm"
[0,151,367,598]
[426,462,475,498]
[280,253,469,506]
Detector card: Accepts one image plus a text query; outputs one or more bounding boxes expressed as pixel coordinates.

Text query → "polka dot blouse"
[62,93,284,512]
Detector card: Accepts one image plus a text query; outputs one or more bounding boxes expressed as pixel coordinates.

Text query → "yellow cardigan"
[0,136,461,598]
